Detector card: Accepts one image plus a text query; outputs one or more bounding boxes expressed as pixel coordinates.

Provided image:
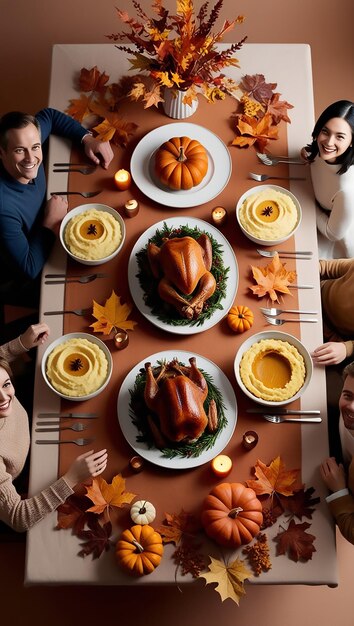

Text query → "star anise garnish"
[261,205,273,217]
[70,358,83,372]
[87,223,97,236]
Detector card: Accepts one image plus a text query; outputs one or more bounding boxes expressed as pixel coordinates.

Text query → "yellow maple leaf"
[171,72,185,88]
[199,556,252,605]
[85,474,136,523]
[249,252,297,302]
[143,84,165,108]
[153,70,174,88]
[66,95,92,123]
[128,82,146,101]
[90,290,137,335]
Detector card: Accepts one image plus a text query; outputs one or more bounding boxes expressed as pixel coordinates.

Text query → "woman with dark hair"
[0,322,108,531]
[302,100,354,258]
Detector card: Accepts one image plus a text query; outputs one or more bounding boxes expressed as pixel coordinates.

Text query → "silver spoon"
[264,414,322,423]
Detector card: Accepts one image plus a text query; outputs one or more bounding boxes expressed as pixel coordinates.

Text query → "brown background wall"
[1,1,354,624]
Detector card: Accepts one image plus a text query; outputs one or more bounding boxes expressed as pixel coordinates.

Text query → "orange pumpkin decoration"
[227,305,254,333]
[155,136,208,190]
[116,524,163,576]
[201,482,263,548]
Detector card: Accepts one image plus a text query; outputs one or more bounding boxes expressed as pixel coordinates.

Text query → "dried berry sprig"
[243,533,272,576]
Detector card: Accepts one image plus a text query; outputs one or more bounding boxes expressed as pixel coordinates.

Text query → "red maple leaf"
[274,520,316,562]
[278,487,320,521]
[240,74,277,104]
[77,517,113,559]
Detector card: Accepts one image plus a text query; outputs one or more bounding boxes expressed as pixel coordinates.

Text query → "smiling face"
[0,123,42,183]
[317,117,353,163]
[340,374,354,430]
[0,366,14,420]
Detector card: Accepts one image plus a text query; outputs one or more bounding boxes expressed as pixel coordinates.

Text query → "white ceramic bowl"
[59,203,126,266]
[236,184,302,246]
[234,330,312,407]
[41,332,113,401]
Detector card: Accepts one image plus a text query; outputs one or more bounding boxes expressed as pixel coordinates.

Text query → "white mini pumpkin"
[130,500,156,525]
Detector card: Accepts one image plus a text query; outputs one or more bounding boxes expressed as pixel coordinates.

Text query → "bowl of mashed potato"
[60,204,126,265]
[236,185,302,246]
[41,332,113,401]
[234,330,312,406]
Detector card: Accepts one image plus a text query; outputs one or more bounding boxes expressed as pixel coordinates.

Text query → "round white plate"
[130,122,232,208]
[117,350,237,469]
[128,217,238,335]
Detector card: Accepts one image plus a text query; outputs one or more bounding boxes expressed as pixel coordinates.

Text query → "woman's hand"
[82,135,114,169]
[320,457,346,492]
[311,341,347,365]
[20,322,50,350]
[63,449,108,488]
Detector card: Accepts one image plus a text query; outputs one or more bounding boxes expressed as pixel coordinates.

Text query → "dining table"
[24,43,338,587]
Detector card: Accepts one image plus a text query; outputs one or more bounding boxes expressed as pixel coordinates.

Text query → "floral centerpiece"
[107,0,247,108]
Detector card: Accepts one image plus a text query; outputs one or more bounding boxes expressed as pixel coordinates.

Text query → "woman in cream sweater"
[0,323,108,531]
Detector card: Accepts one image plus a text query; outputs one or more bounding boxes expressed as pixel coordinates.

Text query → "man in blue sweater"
[0,108,113,307]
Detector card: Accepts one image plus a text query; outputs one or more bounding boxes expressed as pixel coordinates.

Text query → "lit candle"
[130,455,144,472]
[114,329,129,350]
[124,199,139,218]
[211,454,233,477]
[211,206,227,226]
[242,430,259,450]
[114,169,132,190]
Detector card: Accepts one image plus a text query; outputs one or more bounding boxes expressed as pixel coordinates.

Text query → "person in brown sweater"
[312,258,354,366]
[0,323,108,531]
[321,361,354,545]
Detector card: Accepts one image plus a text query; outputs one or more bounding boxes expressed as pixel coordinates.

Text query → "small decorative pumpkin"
[201,482,263,548]
[155,136,208,190]
[116,524,163,576]
[227,305,254,334]
[130,500,156,525]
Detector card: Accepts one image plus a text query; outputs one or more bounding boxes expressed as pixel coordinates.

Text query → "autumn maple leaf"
[274,520,316,562]
[66,95,93,123]
[90,290,137,336]
[156,509,201,545]
[56,492,92,534]
[249,252,297,302]
[85,474,136,523]
[92,113,138,147]
[77,518,113,560]
[267,92,294,124]
[79,66,110,93]
[232,113,278,151]
[240,74,277,104]
[246,456,302,499]
[278,487,320,521]
[199,556,252,605]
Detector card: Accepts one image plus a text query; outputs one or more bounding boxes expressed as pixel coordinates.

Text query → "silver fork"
[51,191,102,198]
[45,273,107,285]
[256,152,304,166]
[257,249,312,258]
[53,166,96,175]
[260,306,318,316]
[35,438,94,446]
[249,172,306,182]
[35,423,87,432]
[264,315,318,325]
[44,307,92,316]
[264,414,322,424]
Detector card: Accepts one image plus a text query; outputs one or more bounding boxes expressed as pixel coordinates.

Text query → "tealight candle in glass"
[124,199,139,218]
[211,454,232,477]
[211,206,227,226]
[242,430,259,450]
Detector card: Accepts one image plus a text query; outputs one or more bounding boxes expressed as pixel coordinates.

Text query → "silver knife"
[246,408,320,415]
[37,413,97,418]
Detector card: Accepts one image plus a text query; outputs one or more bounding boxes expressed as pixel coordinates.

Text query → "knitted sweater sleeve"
[0,336,27,362]
[327,459,354,545]
[316,189,353,242]
[0,458,74,532]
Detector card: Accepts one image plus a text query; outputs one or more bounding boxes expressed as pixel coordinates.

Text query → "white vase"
[162,88,198,119]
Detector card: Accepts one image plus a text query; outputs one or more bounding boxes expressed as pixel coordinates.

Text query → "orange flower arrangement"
[107,0,247,107]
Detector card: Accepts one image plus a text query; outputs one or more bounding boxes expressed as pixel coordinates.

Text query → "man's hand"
[42,195,68,234]
[311,341,347,365]
[82,135,114,169]
[320,457,347,493]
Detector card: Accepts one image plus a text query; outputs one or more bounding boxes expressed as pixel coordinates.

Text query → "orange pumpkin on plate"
[155,136,208,190]
[201,482,263,548]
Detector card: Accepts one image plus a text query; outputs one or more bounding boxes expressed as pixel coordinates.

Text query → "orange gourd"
[155,136,208,190]
[201,482,263,548]
[227,305,254,333]
[116,524,163,576]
